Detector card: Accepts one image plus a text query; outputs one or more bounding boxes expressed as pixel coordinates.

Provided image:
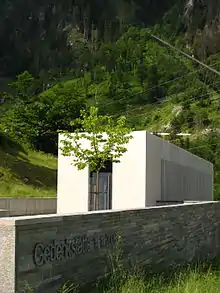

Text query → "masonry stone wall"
[1,202,220,293]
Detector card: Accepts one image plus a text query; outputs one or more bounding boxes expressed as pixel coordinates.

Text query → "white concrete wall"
[57,131,149,213]
[57,134,89,214]
[57,131,213,214]
[112,131,147,210]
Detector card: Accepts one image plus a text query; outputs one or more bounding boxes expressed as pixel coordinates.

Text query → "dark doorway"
[88,160,112,211]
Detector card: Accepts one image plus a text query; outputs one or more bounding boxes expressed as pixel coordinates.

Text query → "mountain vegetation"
[0,134,56,197]
[0,0,219,198]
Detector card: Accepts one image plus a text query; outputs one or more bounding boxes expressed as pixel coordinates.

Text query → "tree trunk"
[95,170,99,210]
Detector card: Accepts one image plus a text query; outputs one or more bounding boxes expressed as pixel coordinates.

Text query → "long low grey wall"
[0,198,57,216]
[1,201,220,293]
[0,209,8,217]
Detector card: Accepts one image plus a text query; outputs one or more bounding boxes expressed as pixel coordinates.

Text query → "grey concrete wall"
[161,139,213,201]
[145,133,162,205]
[0,209,9,217]
[0,198,56,216]
[1,202,220,293]
[146,132,213,203]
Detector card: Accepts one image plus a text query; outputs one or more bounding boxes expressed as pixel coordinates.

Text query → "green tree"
[59,106,132,209]
[9,71,33,96]
[2,79,86,153]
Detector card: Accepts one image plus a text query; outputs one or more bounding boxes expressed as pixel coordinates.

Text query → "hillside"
[0,1,219,198]
[184,0,220,58]
[0,135,57,197]
[0,0,220,78]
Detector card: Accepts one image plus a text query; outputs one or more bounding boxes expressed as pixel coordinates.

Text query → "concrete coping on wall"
[0,201,217,226]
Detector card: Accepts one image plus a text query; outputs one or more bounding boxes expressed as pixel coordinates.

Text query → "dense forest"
[0,0,219,197]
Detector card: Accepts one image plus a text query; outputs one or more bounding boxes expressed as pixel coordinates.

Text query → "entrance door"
[88,161,112,211]
[89,172,112,210]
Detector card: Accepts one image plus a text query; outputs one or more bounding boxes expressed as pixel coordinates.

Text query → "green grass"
[0,136,57,197]
[57,265,220,293]
[128,89,220,134]
[115,268,220,293]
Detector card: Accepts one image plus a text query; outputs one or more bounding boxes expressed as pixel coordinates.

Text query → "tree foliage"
[0,0,181,77]
[1,73,86,154]
[0,1,219,198]
[60,106,132,172]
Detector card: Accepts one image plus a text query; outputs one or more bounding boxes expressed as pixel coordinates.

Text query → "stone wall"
[1,202,220,293]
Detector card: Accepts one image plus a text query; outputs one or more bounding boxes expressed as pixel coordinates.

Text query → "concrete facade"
[57,134,89,214]
[0,198,56,216]
[1,202,220,293]
[57,131,213,213]
[146,132,213,202]
[112,131,147,209]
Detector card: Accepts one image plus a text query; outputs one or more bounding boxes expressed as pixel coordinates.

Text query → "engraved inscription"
[33,233,116,267]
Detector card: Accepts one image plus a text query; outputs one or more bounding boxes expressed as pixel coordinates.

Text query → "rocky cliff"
[0,0,219,77]
[184,0,220,58]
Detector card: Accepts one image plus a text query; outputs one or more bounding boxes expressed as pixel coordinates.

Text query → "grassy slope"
[0,140,57,198]
[58,264,220,293]
[96,268,220,293]
[134,91,220,133]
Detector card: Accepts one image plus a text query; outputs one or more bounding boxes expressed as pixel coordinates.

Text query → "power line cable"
[108,89,220,138]
[94,59,220,109]
[149,34,220,77]
[111,80,220,120]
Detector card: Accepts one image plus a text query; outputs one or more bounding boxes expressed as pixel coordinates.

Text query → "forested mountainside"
[0,0,219,198]
[184,0,220,57]
[0,0,220,77]
[0,0,179,76]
